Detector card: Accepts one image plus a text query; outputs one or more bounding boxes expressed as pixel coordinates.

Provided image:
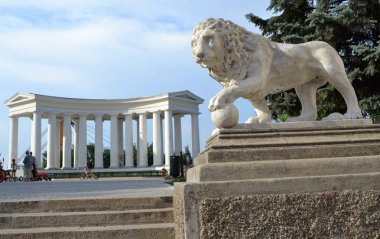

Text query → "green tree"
[182,145,192,166]
[87,143,95,168]
[246,0,380,120]
[103,148,110,168]
[147,143,153,166]
[133,144,137,166]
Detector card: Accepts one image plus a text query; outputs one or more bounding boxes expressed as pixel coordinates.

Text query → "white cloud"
[0,58,88,86]
[0,15,192,89]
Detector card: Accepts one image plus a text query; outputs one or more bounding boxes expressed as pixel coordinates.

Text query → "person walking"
[30,151,37,180]
[11,159,17,181]
[22,150,32,181]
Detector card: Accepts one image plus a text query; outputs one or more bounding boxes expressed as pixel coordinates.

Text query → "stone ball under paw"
[211,104,239,128]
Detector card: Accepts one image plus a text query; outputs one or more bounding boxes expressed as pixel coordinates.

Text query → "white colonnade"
[5,91,204,170]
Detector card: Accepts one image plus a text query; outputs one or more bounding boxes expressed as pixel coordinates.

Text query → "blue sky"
[0,0,272,166]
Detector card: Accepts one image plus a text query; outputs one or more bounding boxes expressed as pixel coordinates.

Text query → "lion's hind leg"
[326,77,362,119]
[321,58,362,119]
[287,78,326,122]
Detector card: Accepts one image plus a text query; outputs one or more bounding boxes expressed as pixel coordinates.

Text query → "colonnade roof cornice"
[5,90,204,105]
[5,91,203,122]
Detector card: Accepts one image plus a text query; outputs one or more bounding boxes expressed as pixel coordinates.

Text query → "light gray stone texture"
[174,173,380,239]
[199,190,380,239]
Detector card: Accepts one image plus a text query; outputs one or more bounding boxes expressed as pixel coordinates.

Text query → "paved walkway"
[0,177,173,201]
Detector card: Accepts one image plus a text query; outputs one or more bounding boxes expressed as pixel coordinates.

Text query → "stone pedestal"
[174,120,380,239]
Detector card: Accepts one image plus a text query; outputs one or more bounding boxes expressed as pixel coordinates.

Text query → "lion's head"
[191,18,257,83]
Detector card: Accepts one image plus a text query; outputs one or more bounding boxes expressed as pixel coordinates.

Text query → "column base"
[45,167,59,170]
[109,166,120,169]
[61,167,73,170]
[124,166,136,168]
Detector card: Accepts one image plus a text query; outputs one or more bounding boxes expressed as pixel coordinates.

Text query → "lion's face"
[191,29,225,68]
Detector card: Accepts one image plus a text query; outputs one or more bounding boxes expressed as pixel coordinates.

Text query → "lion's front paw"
[344,111,363,119]
[208,96,227,112]
[208,103,218,112]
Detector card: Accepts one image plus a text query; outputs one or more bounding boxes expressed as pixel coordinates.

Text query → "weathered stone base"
[174,173,380,239]
[200,190,380,239]
[174,120,380,239]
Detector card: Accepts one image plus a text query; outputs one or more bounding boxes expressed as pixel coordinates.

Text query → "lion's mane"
[192,18,258,82]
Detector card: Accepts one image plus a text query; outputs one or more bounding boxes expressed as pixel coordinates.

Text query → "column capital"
[191,112,201,116]
[94,115,104,123]
[62,112,73,117]
[109,113,120,117]
[47,111,59,117]
[33,110,43,115]
[9,114,19,119]
[138,111,148,116]
[78,113,88,117]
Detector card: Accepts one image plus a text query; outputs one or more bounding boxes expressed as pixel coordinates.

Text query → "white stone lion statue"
[191,18,362,125]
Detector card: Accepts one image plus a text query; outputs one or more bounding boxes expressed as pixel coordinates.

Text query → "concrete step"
[214,128,380,147]
[0,223,175,239]
[188,155,380,182]
[196,121,380,166]
[0,196,173,214]
[0,208,174,229]
[197,142,380,165]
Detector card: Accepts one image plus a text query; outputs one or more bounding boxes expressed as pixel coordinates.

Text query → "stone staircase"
[176,119,380,239]
[0,196,175,239]
[190,120,380,181]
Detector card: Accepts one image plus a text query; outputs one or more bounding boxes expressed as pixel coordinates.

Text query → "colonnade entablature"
[5,91,203,170]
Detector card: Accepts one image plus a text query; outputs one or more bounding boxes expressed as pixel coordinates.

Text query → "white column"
[164,110,173,166]
[8,116,19,169]
[55,119,61,168]
[160,117,164,162]
[62,114,72,169]
[110,114,119,168]
[191,113,200,159]
[47,112,57,169]
[73,118,79,168]
[30,116,35,159]
[153,111,162,166]
[118,119,124,167]
[173,114,182,155]
[31,112,42,169]
[78,114,87,168]
[138,112,148,167]
[124,114,134,167]
[94,114,104,169]
[136,119,140,165]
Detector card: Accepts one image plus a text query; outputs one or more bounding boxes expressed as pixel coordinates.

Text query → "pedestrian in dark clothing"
[30,151,37,180]
[23,150,32,181]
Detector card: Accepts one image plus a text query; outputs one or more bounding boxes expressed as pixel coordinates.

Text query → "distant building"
[4,91,203,170]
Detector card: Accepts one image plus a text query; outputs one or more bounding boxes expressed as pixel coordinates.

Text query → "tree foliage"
[246,0,380,120]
